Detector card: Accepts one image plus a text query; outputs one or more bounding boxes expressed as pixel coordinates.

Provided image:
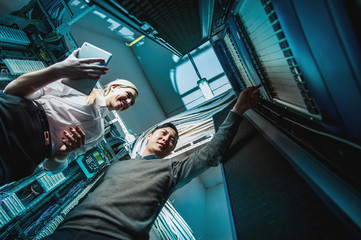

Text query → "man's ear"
[147,132,153,140]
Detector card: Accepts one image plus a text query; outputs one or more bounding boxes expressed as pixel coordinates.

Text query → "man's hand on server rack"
[232,85,261,115]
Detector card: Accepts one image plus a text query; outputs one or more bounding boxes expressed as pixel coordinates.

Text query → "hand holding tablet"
[61,42,112,95]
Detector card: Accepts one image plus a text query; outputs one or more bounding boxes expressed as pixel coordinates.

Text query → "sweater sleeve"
[171,110,243,189]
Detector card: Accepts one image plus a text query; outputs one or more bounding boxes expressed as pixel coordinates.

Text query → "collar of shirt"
[136,152,160,160]
[97,95,109,117]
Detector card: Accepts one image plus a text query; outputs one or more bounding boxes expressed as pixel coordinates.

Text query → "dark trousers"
[0,92,47,185]
[42,228,118,240]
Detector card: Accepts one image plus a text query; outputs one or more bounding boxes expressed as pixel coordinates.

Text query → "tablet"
[61,42,112,95]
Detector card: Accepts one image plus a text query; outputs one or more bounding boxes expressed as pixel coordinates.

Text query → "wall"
[131,38,187,117]
[169,177,207,239]
[206,183,233,240]
[169,164,233,240]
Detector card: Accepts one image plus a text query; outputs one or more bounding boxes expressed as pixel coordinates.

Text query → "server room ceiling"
[91,0,235,56]
[120,0,202,55]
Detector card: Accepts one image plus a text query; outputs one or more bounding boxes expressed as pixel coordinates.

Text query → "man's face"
[145,127,177,158]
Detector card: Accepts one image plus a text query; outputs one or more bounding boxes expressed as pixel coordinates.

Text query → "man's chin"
[154,150,167,158]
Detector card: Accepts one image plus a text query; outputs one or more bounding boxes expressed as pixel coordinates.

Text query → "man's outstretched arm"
[172,85,261,188]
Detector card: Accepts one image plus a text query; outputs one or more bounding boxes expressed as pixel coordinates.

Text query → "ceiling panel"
[114,0,203,55]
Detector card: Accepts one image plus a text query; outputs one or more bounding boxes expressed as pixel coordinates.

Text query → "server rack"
[209,0,361,238]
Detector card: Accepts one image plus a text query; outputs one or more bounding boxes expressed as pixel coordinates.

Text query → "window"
[171,42,232,110]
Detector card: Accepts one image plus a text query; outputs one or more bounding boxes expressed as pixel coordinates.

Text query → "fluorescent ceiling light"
[107,18,121,31]
[92,10,106,19]
[198,78,214,100]
[70,0,81,6]
[117,27,135,41]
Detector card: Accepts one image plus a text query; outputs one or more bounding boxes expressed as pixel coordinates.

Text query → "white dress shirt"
[26,80,109,171]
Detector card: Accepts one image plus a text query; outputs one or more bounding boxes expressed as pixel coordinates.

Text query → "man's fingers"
[246,85,261,98]
[245,85,261,92]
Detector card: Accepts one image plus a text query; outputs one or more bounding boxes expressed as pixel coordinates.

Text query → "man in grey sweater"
[43,85,260,240]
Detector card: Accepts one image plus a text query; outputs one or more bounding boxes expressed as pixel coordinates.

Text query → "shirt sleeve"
[43,152,70,172]
[25,88,45,100]
[43,132,104,172]
[171,110,243,190]
[25,79,65,100]
[26,79,82,100]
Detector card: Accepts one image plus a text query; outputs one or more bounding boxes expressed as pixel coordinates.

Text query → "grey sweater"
[58,111,242,239]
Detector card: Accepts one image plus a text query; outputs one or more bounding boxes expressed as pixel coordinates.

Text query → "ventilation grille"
[37,172,66,192]
[0,25,30,46]
[115,0,202,55]
[234,0,319,115]
[3,59,46,75]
